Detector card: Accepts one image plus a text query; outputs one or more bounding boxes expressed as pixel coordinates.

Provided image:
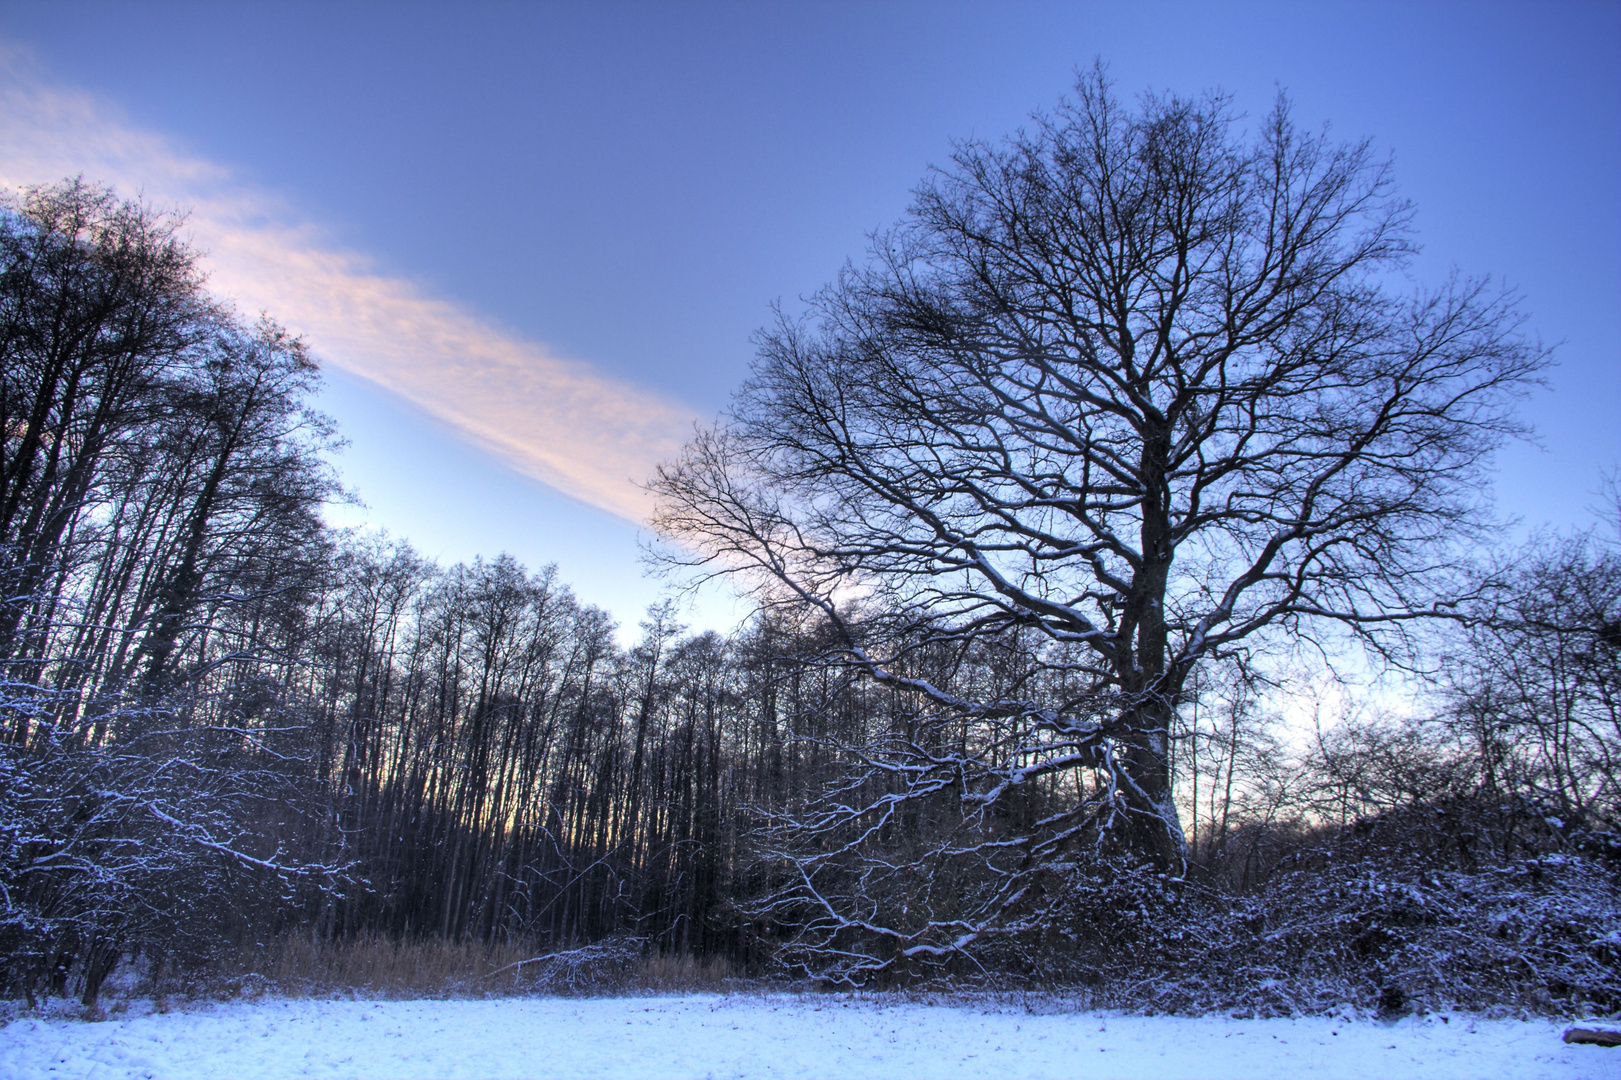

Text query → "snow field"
[0,995,1611,1080]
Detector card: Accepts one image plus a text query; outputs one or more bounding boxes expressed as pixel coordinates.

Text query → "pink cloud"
[0,46,694,523]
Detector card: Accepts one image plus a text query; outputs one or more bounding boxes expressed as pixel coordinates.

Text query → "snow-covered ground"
[0,995,1612,1079]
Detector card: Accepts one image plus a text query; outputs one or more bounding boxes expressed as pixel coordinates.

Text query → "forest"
[2,77,1617,1020]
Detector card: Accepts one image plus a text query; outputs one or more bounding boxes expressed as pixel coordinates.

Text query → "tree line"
[2,70,1617,1015]
[0,183,861,1000]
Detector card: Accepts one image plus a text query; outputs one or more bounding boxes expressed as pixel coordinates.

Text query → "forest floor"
[0,994,1612,1079]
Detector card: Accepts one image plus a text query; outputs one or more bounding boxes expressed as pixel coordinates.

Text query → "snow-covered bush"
[0,710,342,1006]
[966,798,1621,1016]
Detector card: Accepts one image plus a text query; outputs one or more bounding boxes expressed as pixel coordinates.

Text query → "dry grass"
[187,933,745,1000]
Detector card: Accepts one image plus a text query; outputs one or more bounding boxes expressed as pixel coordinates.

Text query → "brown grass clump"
[189,933,742,1000]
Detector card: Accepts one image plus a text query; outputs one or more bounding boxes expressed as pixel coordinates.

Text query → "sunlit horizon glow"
[0,47,696,526]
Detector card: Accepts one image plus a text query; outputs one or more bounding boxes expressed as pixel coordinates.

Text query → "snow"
[0,995,1611,1080]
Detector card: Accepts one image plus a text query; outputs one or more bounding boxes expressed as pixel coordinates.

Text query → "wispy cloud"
[0,46,695,524]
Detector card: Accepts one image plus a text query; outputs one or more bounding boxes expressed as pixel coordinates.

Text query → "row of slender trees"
[301,547,790,955]
[0,179,876,994]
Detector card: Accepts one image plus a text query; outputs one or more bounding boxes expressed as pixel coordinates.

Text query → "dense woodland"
[3,82,1618,1017]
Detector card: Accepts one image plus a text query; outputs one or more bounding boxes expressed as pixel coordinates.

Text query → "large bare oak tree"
[651,75,1545,976]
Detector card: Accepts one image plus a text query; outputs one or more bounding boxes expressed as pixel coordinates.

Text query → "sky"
[0,0,1616,639]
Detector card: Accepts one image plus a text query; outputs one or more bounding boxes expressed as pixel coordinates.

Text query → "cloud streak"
[0,47,695,524]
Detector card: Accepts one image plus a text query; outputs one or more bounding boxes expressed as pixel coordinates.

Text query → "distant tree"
[651,72,1546,977]
[1443,531,1620,825]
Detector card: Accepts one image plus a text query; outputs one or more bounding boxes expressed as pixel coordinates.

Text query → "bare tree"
[651,72,1545,978]
[0,179,208,688]
[1443,531,1621,825]
[0,181,346,1004]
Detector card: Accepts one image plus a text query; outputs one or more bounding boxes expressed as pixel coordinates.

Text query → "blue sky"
[1,1,1616,636]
